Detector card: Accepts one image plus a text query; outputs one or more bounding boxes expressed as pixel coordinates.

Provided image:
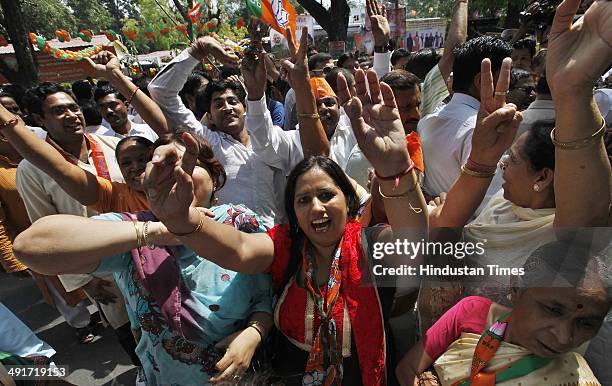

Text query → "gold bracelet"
[132,219,145,247]
[549,120,605,150]
[461,164,495,178]
[142,221,155,248]
[168,209,204,237]
[377,185,423,213]
[297,112,320,119]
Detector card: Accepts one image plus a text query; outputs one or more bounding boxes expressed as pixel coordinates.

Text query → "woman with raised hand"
[72,61,428,384]
[11,135,273,384]
[419,0,612,328]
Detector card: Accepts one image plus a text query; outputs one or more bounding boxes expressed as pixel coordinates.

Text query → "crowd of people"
[0,0,611,385]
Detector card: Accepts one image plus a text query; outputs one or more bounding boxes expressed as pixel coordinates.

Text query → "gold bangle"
[142,221,155,248]
[132,219,145,247]
[461,164,495,178]
[168,209,204,237]
[297,112,320,119]
[549,120,605,150]
[377,185,423,214]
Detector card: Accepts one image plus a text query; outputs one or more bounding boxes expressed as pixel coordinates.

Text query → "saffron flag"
[189,3,203,24]
[245,0,296,38]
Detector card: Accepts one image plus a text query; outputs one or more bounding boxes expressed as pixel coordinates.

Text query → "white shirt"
[15,134,129,328]
[418,92,479,197]
[418,92,502,216]
[515,99,555,141]
[148,50,282,227]
[85,120,159,142]
[246,95,358,173]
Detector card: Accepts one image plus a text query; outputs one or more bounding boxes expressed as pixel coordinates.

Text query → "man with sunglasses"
[284,53,335,131]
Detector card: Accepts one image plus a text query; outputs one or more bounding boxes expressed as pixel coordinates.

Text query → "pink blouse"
[422,296,493,359]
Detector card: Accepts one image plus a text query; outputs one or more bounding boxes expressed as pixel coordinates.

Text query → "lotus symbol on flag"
[271,0,290,29]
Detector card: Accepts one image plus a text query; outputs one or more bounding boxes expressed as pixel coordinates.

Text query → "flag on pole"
[245,0,296,38]
[188,3,203,24]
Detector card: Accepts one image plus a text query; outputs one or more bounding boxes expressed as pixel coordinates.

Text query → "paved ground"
[0,271,137,385]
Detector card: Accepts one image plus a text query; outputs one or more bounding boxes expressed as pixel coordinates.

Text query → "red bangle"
[374,163,415,189]
[0,116,19,130]
[126,87,139,107]
[466,156,497,173]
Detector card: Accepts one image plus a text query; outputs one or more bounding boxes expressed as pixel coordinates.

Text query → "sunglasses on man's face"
[312,66,336,76]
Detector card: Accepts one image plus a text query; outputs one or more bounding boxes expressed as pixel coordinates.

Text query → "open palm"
[337,69,410,177]
[547,0,612,94]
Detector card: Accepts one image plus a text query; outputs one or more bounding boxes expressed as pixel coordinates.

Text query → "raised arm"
[143,132,275,274]
[13,214,180,275]
[84,51,169,136]
[438,0,469,82]
[242,25,306,171]
[338,69,428,241]
[282,27,330,158]
[546,0,612,227]
[0,104,99,206]
[429,58,521,230]
[148,37,239,135]
[368,0,392,79]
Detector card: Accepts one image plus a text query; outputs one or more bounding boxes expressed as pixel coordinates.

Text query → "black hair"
[93,84,126,103]
[381,70,421,92]
[390,48,411,67]
[281,156,360,290]
[79,99,103,126]
[132,75,153,97]
[325,67,354,94]
[196,79,246,117]
[519,240,612,301]
[153,129,226,199]
[404,49,441,81]
[115,135,154,160]
[71,79,94,102]
[513,38,536,59]
[0,84,26,109]
[535,70,551,95]
[337,52,356,69]
[218,66,241,80]
[308,53,332,71]
[522,121,555,171]
[179,71,211,108]
[23,82,76,116]
[452,36,512,93]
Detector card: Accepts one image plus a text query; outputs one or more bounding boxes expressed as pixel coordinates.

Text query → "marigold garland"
[29,33,103,62]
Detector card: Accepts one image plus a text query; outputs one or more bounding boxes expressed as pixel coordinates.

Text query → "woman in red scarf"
[131,46,430,384]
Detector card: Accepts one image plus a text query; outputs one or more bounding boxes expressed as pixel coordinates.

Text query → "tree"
[100,0,140,31]
[67,0,114,32]
[22,0,77,37]
[297,0,350,41]
[0,0,39,86]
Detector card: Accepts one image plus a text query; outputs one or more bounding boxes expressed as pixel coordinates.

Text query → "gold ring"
[494,91,509,96]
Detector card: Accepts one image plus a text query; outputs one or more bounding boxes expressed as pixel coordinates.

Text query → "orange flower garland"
[30,33,103,62]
